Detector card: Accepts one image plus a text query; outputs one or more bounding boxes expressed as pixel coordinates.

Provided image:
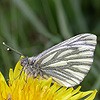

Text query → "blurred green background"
[0,0,100,99]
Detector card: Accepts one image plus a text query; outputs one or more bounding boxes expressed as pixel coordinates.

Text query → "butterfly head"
[20,57,35,67]
[20,57,29,67]
[20,57,42,78]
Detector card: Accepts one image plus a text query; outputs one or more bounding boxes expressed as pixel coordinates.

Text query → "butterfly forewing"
[33,33,97,87]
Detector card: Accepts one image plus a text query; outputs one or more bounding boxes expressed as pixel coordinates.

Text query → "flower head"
[0,60,97,100]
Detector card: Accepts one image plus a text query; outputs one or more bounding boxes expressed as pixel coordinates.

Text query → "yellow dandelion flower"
[0,60,97,100]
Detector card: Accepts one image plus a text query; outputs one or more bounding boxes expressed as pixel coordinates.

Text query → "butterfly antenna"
[3,42,23,56]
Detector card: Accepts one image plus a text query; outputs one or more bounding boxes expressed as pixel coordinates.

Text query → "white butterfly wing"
[34,33,97,87]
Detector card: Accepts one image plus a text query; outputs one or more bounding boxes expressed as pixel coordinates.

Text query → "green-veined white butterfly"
[3,33,97,87]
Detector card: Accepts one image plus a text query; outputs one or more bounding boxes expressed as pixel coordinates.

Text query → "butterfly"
[3,33,97,87]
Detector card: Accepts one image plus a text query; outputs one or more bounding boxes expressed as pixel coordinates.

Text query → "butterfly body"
[20,33,97,87]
